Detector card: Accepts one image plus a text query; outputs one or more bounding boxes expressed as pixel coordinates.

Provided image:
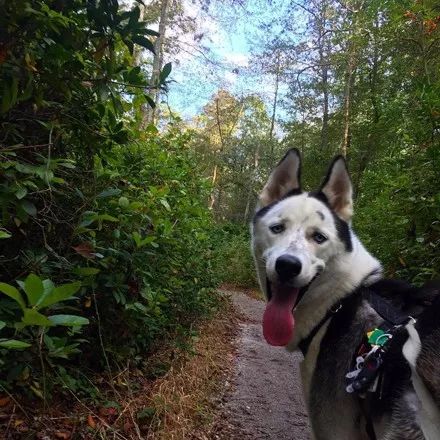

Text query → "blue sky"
[167,3,251,118]
[166,1,292,120]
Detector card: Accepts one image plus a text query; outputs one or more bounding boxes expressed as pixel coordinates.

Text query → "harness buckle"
[331,303,342,313]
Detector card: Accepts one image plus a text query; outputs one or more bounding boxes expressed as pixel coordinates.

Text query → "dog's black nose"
[275,255,302,282]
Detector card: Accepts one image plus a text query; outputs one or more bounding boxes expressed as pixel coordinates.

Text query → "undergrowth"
[0,0,222,409]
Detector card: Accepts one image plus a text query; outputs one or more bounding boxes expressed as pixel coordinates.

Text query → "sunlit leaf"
[37,282,81,309]
[48,314,89,327]
[22,309,52,327]
[24,274,44,306]
[0,283,26,309]
[0,339,31,349]
[0,230,11,239]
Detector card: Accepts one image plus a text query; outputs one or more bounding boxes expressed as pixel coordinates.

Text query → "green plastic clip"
[367,328,389,346]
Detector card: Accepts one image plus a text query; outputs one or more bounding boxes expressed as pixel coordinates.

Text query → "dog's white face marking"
[253,193,345,290]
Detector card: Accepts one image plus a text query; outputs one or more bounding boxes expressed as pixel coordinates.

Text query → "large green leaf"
[24,273,44,306]
[159,62,172,84]
[43,279,55,295]
[0,230,11,239]
[72,267,100,276]
[0,283,26,309]
[48,314,89,327]
[15,187,27,199]
[37,281,81,309]
[96,188,121,199]
[0,339,31,349]
[132,35,155,54]
[20,199,37,217]
[144,94,156,109]
[22,309,52,327]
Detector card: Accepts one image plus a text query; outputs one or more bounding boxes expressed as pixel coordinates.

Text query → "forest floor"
[0,288,311,439]
[208,288,311,440]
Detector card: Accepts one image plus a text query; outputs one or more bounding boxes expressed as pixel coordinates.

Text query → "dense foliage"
[0,0,219,403]
[193,0,440,284]
[0,0,439,424]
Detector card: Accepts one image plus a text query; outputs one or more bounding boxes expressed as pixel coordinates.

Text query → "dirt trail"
[212,290,311,439]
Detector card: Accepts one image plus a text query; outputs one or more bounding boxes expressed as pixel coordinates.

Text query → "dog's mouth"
[262,280,299,346]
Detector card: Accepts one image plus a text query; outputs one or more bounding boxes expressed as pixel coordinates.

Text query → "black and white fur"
[251,149,440,439]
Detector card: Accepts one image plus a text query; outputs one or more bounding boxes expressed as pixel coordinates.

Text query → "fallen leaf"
[123,421,133,433]
[14,419,24,427]
[99,407,117,417]
[55,431,71,439]
[87,414,97,429]
[73,243,95,259]
[0,396,11,407]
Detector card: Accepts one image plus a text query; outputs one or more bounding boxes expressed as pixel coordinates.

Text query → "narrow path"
[213,290,311,439]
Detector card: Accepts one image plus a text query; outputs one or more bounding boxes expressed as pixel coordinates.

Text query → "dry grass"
[219,283,264,301]
[0,295,239,439]
[140,295,238,439]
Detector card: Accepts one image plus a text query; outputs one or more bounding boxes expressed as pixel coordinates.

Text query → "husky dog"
[251,149,440,440]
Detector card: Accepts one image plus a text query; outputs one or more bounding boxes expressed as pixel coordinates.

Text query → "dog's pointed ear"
[259,149,301,208]
[319,156,353,222]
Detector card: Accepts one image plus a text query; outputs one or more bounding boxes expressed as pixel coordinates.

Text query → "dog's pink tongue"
[263,285,298,346]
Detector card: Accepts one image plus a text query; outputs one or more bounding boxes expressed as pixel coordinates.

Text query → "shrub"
[211,223,258,288]
[355,144,440,284]
[0,0,220,400]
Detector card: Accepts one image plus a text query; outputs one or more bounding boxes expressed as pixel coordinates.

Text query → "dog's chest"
[303,301,378,439]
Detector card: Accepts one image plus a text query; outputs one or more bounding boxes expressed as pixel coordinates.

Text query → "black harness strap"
[297,268,383,356]
[298,301,343,356]
[296,276,413,440]
[365,290,411,325]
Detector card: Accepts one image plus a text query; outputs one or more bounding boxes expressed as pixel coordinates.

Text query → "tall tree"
[144,0,170,125]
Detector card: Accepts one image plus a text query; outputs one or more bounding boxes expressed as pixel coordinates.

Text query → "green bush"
[0,126,221,398]
[355,144,440,284]
[0,0,220,400]
[211,223,258,288]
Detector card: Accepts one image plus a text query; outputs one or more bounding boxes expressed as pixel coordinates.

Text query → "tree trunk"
[144,0,170,126]
[354,14,380,196]
[269,54,280,139]
[321,61,330,151]
[244,145,260,222]
[209,98,225,210]
[133,4,147,66]
[318,0,330,152]
[341,55,355,157]
[209,163,218,209]
[341,9,357,158]
[269,52,281,167]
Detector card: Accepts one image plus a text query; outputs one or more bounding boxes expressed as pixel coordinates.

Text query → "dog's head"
[252,149,354,346]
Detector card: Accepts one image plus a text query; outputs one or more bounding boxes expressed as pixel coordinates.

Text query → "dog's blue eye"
[313,232,327,244]
[270,224,285,234]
